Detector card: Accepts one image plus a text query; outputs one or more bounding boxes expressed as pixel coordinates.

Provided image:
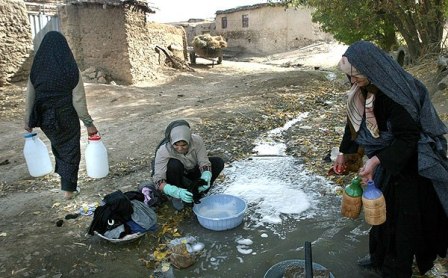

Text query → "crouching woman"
[152,120,224,210]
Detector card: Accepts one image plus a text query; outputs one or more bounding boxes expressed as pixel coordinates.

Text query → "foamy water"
[211,113,336,231]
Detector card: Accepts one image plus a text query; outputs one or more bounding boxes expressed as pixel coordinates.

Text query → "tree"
[271,0,448,61]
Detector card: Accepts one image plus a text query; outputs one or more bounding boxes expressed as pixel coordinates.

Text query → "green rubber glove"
[199,171,212,192]
[163,184,193,203]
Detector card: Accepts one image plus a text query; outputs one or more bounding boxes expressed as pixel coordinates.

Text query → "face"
[173,140,189,154]
[350,74,370,87]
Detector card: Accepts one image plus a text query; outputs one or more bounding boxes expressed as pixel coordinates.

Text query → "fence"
[26,3,60,50]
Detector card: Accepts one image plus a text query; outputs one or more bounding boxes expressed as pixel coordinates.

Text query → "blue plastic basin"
[193,194,247,231]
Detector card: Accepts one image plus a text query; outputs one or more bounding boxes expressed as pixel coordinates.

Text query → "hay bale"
[192,34,227,50]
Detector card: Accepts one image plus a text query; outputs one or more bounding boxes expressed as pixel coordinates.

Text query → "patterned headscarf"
[30,31,79,92]
[339,56,379,138]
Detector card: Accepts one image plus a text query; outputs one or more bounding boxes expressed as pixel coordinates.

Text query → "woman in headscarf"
[152,120,224,210]
[334,41,448,277]
[24,31,98,200]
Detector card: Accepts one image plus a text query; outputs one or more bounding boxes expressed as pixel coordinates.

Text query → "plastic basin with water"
[193,194,247,231]
[264,259,335,278]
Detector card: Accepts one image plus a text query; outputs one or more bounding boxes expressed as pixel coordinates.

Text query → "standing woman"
[334,41,448,276]
[24,31,98,200]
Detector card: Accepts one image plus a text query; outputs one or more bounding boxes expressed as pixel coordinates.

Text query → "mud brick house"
[215,3,332,55]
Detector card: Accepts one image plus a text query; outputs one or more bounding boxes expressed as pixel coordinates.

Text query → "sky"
[149,0,264,23]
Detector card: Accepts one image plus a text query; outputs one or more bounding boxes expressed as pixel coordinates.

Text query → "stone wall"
[59,3,186,84]
[0,0,33,86]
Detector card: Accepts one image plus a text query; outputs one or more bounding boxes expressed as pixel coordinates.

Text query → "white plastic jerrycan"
[23,132,53,177]
[85,133,109,178]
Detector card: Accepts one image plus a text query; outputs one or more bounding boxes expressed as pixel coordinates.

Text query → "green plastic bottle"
[345,176,363,197]
[341,176,363,219]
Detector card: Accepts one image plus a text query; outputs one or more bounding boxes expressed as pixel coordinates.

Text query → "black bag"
[87,190,134,235]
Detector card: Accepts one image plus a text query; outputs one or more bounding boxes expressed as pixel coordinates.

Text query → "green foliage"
[311,1,396,50]
[270,0,397,50]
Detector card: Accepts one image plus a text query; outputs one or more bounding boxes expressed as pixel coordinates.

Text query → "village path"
[0,41,447,277]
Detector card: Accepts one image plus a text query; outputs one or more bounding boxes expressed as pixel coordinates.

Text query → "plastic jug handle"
[88,132,101,141]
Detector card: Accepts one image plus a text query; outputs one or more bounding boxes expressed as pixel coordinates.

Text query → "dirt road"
[0,41,446,277]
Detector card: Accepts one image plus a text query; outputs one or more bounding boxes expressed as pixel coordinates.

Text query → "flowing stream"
[174,113,378,278]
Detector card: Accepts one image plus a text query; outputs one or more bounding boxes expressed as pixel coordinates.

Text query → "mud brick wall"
[0,0,33,86]
[59,4,133,83]
[125,11,186,83]
[60,4,186,84]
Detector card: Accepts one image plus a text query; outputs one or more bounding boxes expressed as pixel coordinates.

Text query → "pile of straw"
[192,34,227,50]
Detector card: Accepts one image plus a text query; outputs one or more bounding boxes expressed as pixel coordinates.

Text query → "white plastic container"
[85,134,109,178]
[23,132,53,177]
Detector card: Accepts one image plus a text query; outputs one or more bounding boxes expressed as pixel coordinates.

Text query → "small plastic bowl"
[193,194,247,231]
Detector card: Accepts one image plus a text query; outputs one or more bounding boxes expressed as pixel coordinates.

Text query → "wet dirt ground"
[0,41,447,277]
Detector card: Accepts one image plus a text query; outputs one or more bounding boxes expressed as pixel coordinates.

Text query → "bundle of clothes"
[88,182,165,239]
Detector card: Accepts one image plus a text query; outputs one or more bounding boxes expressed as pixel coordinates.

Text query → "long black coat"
[340,87,448,276]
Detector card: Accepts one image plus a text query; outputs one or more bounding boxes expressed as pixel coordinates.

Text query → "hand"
[162,184,193,203]
[359,156,380,184]
[198,184,210,193]
[333,153,346,174]
[24,126,32,133]
[87,125,98,136]
[200,171,212,186]
[178,189,193,203]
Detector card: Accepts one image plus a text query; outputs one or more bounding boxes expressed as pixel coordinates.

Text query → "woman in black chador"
[24,31,98,199]
[333,41,448,277]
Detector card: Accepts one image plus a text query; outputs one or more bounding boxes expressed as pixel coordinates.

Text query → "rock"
[98,76,107,84]
[84,66,96,74]
[437,75,448,90]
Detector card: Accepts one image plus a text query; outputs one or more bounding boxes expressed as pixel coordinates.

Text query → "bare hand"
[24,126,32,133]
[333,153,346,174]
[87,125,98,136]
[358,156,380,184]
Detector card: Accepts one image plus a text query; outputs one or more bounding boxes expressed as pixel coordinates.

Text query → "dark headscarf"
[30,31,79,93]
[344,41,448,215]
[343,41,447,138]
